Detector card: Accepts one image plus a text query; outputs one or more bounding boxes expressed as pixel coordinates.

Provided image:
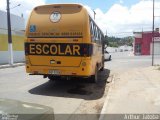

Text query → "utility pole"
[6,0,13,65]
[152,0,155,66]
[93,10,96,20]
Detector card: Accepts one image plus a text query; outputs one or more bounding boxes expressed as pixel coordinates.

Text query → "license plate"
[48,70,60,75]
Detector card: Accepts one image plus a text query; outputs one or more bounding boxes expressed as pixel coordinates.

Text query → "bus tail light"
[83,44,93,57]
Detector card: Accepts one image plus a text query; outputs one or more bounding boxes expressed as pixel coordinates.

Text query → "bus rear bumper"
[25,65,93,77]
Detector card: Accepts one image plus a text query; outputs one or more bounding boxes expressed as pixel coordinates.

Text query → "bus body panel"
[25,4,104,77]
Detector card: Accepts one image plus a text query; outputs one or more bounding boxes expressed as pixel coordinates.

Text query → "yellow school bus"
[25,4,104,83]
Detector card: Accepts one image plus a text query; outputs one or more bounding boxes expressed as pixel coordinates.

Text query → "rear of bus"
[25,4,102,81]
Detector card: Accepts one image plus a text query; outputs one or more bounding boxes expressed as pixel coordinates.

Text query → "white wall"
[106,47,117,53]
[150,42,160,55]
[0,10,25,31]
[0,51,25,64]
[0,10,25,65]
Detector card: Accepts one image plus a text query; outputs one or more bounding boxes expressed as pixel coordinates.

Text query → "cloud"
[1,0,160,37]
[85,0,160,37]
[0,0,46,23]
[119,0,124,4]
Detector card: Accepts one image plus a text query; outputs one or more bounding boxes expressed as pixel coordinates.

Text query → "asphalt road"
[0,51,155,120]
[0,61,111,120]
[105,51,154,74]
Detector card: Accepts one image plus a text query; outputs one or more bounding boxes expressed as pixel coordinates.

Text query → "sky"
[0,0,160,37]
[46,0,140,12]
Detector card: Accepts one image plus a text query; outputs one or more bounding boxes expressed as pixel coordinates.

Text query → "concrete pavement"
[0,65,110,120]
[100,66,160,120]
[0,52,159,120]
[0,62,24,69]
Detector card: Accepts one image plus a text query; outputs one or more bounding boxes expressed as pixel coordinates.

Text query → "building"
[0,10,25,64]
[118,45,133,52]
[134,31,160,55]
[105,45,133,53]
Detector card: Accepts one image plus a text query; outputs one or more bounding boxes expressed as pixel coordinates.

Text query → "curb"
[0,63,25,69]
[99,74,115,120]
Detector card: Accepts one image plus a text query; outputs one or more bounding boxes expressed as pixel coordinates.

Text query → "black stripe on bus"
[25,43,93,57]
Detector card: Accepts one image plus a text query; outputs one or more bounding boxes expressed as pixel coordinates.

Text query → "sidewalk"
[0,63,25,69]
[100,66,160,120]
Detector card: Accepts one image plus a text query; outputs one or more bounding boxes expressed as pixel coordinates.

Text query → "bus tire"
[100,66,104,71]
[48,75,60,81]
[100,62,104,71]
[100,58,104,71]
[109,55,111,61]
[91,66,98,83]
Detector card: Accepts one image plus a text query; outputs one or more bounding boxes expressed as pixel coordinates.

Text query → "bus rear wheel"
[90,66,98,83]
[48,75,60,81]
[100,56,104,71]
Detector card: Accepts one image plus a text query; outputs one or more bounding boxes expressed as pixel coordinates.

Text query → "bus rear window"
[26,4,83,38]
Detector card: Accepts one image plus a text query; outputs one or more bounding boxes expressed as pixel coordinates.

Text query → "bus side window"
[89,16,104,44]
[96,27,99,44]
[95,26,97,42]
[90,19,94,41]
[96,28,100,44]
[98,31,101,44]
[99,30,102,44]
[93,24,96,43]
